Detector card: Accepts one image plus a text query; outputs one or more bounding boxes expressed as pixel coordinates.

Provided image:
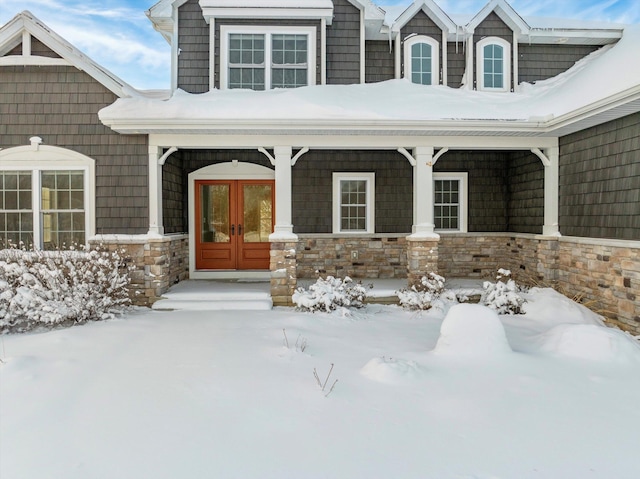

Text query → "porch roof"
[99,25,640,138]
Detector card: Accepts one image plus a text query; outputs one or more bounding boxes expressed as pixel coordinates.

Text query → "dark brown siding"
[559,112,640,240]
[0,65,149,234]
[292,151,413,234]
[447,42,465,88]
[365,40,394,83]
[214,19,322,90]
[178,0,210,93]
[401,10,443,84]
[518,44,600,84]
[162,153,184,234]
[473,11,513,90]
[435,151,509,232]
[507,151,544,234]
[326,0,361,85]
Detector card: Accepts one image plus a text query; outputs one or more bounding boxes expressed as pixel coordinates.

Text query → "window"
[404,35,439,86]
[332,173,375,234]
[434,173,467,232]
[0,171,33,246]
[0,143,94,249]
[476,37,511,92]
[221,26,316,90]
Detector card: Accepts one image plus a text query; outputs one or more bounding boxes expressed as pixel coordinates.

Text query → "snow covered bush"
[481,269,526,315]
[292,276,369,313]
[397,273,447,310]
[0,245,132,332]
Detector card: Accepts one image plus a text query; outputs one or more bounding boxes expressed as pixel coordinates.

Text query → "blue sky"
[1,0,639,90]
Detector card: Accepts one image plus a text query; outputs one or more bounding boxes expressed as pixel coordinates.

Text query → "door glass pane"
[200,184,230,243]
[243,184,272,243]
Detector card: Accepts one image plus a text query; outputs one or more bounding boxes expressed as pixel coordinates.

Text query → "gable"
[474,11,513,42]
[0,11,136,98]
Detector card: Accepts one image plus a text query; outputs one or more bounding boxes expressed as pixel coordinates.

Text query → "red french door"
[195,180,274,270]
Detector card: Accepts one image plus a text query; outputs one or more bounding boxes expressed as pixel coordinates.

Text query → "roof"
[99,24,640,138]
[0,11,138,98]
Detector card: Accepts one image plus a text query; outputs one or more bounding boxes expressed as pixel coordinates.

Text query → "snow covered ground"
[2,288,640,479]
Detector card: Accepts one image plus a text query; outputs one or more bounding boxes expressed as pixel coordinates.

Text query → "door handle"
[238,224,242,236]
[231,224,235,236]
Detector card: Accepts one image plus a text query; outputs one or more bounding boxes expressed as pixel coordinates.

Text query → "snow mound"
[360,357,424,383]
[434,304,513,358]
[538,324,640,363]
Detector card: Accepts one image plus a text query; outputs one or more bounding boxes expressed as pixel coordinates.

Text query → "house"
[1,0,639,333]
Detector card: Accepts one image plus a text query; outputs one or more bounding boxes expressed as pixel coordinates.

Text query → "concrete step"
[151,280,273,311]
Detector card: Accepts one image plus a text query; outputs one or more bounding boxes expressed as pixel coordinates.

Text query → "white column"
[270,146,297,240]
[410,146,438,238]
[543,146,560,236]
[148,145,164,236]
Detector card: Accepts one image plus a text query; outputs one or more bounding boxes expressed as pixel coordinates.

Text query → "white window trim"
[403,35,440,86]
[332,172,375,235]
[434,172,468,233]
[0,144,95,248]
[476,36,511,92]
[219,25,317,90]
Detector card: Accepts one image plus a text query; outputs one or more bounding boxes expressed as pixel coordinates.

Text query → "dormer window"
[404,35,440,86]
[220,26,316,90]
[476,37,511,92]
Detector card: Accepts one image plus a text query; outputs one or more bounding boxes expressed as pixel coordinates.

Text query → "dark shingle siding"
[435,151,509,232]
[0,65,148,234]
[518,44,600,84]
[326,0,360,84]
[559,112,640,240]
[507,151,544,234]
[292,150,413,234]
[447,42,465,88]
[178,0,210,93]
[473,12,513,90]
[400,10,443,83]
[365,41,394,83]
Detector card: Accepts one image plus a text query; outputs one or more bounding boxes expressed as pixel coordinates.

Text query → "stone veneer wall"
[296,235,407,279]
[437,233,559,284]
[270,241,298,307]
[89,235,189,306]
[557,237,640,333]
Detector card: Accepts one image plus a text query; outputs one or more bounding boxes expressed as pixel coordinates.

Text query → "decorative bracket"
[397,147,416,166]
[158,146,178,166]
[258,147,276,166]
[531,147,551,167]
[291,147,310,166]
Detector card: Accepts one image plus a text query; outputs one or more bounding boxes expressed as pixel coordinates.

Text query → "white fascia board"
[145,0,188,41]
[147,133,558,151]
[201,7,334,24]
[543,85,640,135]
[104,117,557,137]
[391,0,457,35]
[466,0,530,36]
[523,29,623,45]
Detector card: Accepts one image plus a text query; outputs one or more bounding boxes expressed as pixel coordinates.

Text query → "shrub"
[292,275,369,313]
[397,273,447,310]
[481,268,526,315]
[0,244,132,332]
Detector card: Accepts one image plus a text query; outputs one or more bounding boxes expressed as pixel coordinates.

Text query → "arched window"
[0,139,95,249]
[476,37,511,92]
[404,35,440,86]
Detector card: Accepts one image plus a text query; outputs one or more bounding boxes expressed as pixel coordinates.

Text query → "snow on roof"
[100,24,640,132]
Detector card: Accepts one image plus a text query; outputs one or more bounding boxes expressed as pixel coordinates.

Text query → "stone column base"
[406,236,440,288]
[89,234,189,307]
[270,241,298,306]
